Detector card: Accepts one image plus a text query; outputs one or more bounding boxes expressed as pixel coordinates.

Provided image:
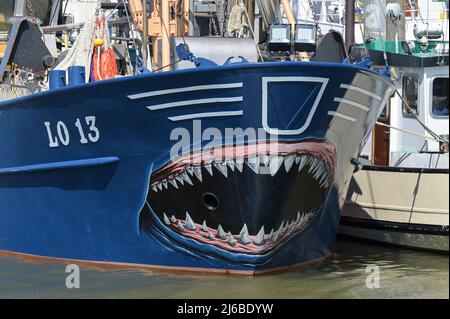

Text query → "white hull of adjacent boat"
[340,168,449,252]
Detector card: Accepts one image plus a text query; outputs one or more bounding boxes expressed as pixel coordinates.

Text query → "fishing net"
[91,14,118,81]
[53,0,101,82]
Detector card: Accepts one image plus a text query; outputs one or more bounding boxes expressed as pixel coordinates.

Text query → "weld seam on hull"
[0,156,119,175]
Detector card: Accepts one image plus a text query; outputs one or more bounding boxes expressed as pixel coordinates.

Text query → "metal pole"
[189,0,195,36]
[142,0,148,68]
[183,0,190,35]
[161,0,171,71]
[345,0,355,50]
[280,0,296,39]
[247,0,254,29]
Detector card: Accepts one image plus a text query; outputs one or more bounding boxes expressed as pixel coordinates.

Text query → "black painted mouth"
[147,141,335,254]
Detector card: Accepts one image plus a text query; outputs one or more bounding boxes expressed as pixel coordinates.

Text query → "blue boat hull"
[0,62,394,274]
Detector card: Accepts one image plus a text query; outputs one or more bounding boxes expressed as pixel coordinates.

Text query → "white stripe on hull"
[334,97,370,112]
[327,111,357,122]
[147,97,244,111]
[128,82,243,100]
[168,110,244,121]
[340,84,383,101]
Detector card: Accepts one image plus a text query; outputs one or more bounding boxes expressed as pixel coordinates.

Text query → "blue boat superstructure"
[0,61,394,274]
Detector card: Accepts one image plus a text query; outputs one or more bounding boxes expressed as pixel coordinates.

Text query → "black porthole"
[203,192,220,211]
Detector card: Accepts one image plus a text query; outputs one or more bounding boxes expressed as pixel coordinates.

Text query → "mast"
[246,0,254,29]
[345,0,355,50]
[280,0,296,39]
[161,0,170,71]
[386,0,405,47]
[142,0,148,68]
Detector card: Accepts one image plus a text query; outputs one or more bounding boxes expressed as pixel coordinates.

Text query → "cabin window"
[432,77,449,117]
[0,0,15,32]
[402,75,419,117]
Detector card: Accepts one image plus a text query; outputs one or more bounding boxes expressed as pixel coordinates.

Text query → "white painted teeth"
[214,162,228,177]
[163,213,170,225]
[180,171,193,185]
[254,226,265,245]
[238,224,250,244]
[246,155,260,174]
[185,212,196,230]
[175,175,185,185]
[168,178,178,189]
[225,158,235,172]
[204,163,213,176]
[235,157,244,173]
[265,229,274,241]
[261,154,270,167]
[269,155,284,176]
[217,225,227,240]
[228,232,237,246]
[163,209,320,247]
[284,154,295,173]
[201,220,208,232]
[298,155,308,172]
[193,166,202,182]
[308,157,321,174]
[151,154,331,192]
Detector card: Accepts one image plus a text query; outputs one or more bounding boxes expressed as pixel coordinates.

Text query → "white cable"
[376,121,437,142]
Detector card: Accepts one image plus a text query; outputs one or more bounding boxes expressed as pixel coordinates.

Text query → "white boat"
[340,0,449,253]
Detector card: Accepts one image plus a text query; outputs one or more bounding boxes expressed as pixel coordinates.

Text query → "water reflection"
[0,239,448,299]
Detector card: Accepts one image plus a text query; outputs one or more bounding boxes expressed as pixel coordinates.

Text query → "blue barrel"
[68,66,86,86]
[48,70,66,90]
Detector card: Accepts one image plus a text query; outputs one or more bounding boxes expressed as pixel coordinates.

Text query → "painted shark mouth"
[147,140,336,255]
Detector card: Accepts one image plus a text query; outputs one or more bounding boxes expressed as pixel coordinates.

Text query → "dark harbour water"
[0,239,448,299]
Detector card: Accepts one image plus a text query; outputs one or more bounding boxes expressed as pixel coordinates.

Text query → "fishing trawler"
[340,0,449,252]
[0,0,394,274]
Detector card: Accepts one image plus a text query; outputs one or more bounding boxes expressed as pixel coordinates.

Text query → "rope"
[152,59,182,72]
[376,121,437,142]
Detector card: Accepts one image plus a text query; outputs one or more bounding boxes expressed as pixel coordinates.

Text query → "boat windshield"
[0,0,15,32]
